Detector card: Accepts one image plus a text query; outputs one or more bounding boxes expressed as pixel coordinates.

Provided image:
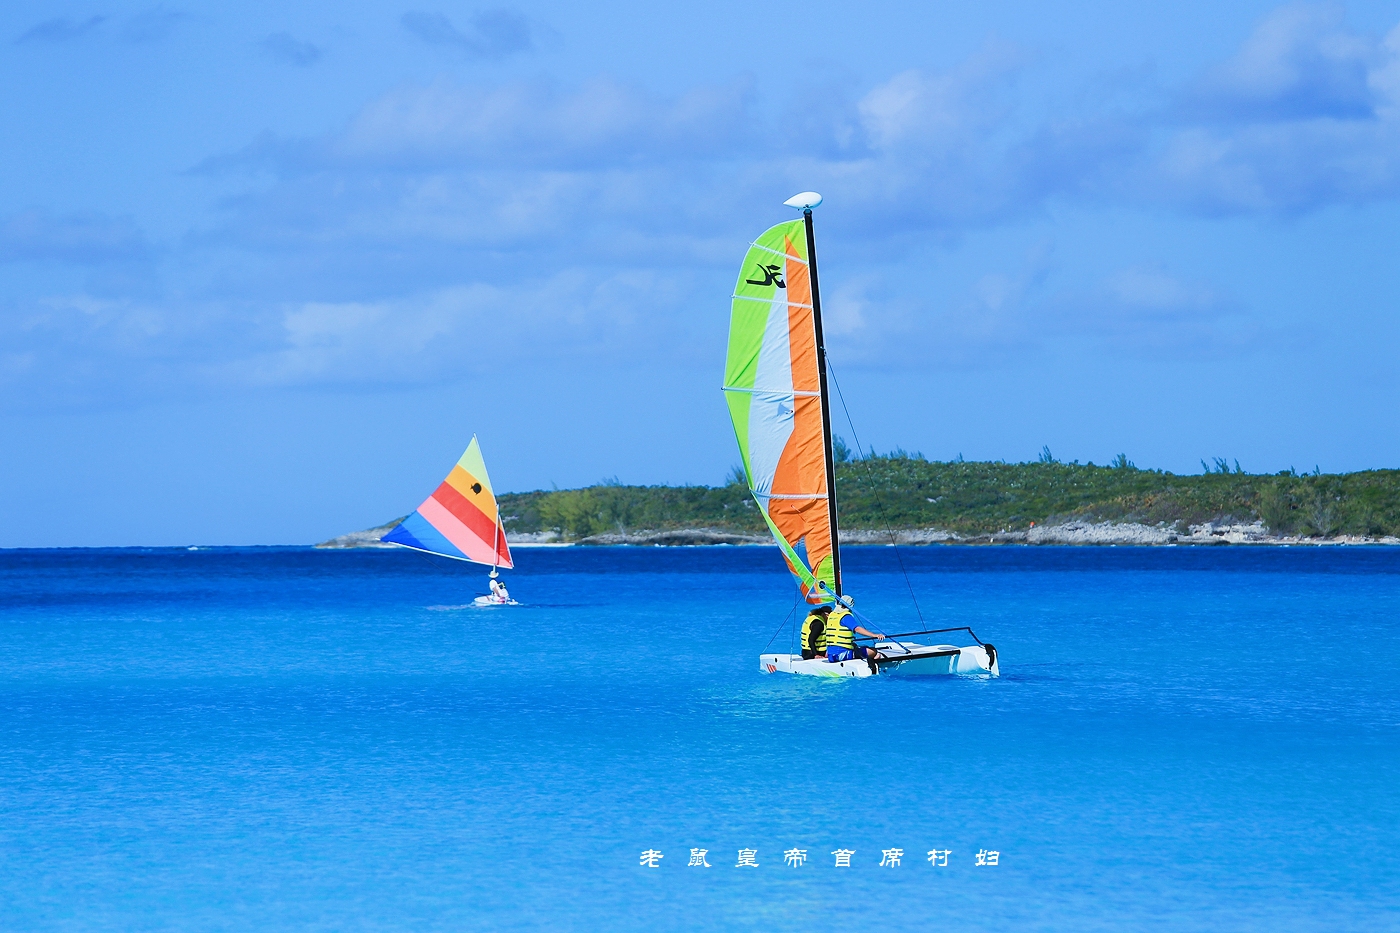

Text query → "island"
[316,454,1400,548]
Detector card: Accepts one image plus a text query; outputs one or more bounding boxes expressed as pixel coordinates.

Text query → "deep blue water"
[1,545,1397,931]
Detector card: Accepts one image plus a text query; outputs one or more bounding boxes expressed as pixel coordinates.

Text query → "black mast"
[803,208,842,598]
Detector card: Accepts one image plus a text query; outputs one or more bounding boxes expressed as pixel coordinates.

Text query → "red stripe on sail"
[494,519,514,569]
[431,480,500,553]
[417,498,497,564]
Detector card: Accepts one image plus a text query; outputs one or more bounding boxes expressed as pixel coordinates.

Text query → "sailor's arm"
[853,624,886,639]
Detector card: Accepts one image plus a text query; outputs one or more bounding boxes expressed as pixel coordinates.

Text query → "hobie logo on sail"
[745,264,785,288]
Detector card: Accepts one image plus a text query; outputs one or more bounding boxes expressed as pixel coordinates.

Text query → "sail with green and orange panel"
[381,435,513,568]
[723,219,836,603]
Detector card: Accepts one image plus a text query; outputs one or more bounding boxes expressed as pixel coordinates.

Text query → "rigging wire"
[789,582,800,652]
[763,588,801,653]
[399,545,492,596]
[405,546,447,572]
[826,360,927,626]
[790,586,798,656]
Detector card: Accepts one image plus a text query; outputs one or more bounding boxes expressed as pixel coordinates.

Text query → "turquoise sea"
[1,545,1397,931]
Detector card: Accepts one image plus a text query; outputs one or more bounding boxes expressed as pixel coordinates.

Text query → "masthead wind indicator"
[783,191,823,210]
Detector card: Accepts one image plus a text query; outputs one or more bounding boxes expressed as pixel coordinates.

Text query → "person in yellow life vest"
[825,598,886,671]
[799,606,831,660]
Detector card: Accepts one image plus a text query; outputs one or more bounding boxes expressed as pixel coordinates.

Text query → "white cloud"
[228,264,717,388]
[1186,3,1377,121]
[20,4,1400,406]
[1369,24,1400,111]
[1101,266,1215,309]
[217,13,1400,272]
[857,44,1022,152]
[122,5,190,44]
[0,210,149,264]
[821,279,870,338]
[400,9,532,60]
[1045,265,1265,357]
[1150,4,1400,213]
[14,16,105,44]
[261,32,320,67]
[266,76,756,171]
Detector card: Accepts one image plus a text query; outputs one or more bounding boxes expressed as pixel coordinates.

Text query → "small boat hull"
[760,642,998,678]
[472,595,519,607]
[761,654,877,678]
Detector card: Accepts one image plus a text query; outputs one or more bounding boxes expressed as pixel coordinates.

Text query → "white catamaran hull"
[760,642,999,678]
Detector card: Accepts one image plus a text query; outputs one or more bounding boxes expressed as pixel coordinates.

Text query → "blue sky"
[4,1,1400,546]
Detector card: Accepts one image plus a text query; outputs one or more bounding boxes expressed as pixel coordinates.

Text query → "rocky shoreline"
[315,519,1400,549]
[315,519,406,549]
[1014,519,1397,546]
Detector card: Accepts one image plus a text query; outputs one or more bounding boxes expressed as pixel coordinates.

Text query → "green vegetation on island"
[497,449,1400,541]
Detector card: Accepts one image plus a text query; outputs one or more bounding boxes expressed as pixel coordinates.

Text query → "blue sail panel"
[382,511,468,560]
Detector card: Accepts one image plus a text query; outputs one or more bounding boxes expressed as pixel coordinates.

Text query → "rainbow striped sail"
[381,435,513,568]
[723,217,837,603]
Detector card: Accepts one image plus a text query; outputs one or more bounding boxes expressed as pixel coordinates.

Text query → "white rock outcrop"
[1025,521,1175,545]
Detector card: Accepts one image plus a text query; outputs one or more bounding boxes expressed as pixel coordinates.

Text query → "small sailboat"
[380,435,518,605]
[723,192,998,678]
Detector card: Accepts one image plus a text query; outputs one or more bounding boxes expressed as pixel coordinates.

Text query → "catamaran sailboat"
[723,192,998,678]
[381,435,518,605]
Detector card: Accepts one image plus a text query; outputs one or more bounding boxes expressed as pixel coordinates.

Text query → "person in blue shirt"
[824,598,885,673]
